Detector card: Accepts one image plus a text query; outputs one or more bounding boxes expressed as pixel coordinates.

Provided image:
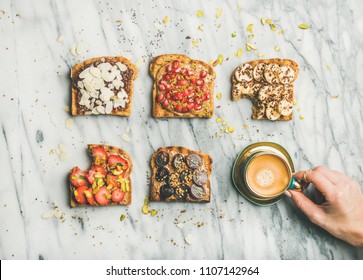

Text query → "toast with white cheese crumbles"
[150,146,212,202]
[150,54,216,118]
[69,144,132,207]
[232,58,299,121]
[71,56,138,116]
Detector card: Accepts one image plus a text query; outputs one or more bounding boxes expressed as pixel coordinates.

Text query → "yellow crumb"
[227,126,234,133]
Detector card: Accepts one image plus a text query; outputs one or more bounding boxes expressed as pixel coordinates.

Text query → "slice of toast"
[150,54,216,118]
[71,56,138,116]
[231,58,299,121]
[69,144,132,208]
[149,146,212,203]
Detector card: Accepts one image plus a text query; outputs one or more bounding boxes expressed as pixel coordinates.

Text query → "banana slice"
[265,102,281,120]
[253,63,265,82]
[240,80,254,95]
[264,63,280,84]
[232,83,243,100]
[270,85,284,99]
[277,99,293,116]
[252,83,262,94]
[252,103,265,120]
[235,63,253,82]
[258,85,271,102]
[278,65,295,84]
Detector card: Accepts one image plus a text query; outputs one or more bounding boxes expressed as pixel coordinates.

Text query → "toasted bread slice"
[69,144,132,208]
[231,58,299,121]
[150,54,216,118]
[71,56,138,116]
[149,146,212,203]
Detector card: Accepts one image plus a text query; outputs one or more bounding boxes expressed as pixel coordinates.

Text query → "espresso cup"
[243,151,302,199]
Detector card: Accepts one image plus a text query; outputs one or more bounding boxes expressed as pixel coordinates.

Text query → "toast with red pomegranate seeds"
[69,144,132,207]
[149,146,212,203]
[150,54,216,118]
[71,56,138,117]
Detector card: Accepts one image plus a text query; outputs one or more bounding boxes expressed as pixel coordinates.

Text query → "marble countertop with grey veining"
[1,0,363,260]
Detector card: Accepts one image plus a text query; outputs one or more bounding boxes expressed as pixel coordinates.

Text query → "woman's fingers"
[311,166,342,184]
[293,169,335,200]
[288,190,326,226]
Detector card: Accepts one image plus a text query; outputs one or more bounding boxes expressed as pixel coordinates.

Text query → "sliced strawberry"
[86,165,106,184]
[106,174,121,188]
[108,155,129,171]
[70,167,87,187]
[111,189,125,203]
[74,186,88,204]
[95,187,111,206]
[83,188,95,206]
[90,146,107,165]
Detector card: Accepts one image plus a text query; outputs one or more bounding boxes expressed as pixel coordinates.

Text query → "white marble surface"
[1,0,363,260]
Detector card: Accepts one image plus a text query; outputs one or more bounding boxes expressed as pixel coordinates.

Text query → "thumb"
[287,190,325,226]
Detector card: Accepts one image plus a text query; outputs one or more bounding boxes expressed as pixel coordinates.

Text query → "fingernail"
[284,190,292,198]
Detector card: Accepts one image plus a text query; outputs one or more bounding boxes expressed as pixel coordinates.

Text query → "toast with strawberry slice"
[150,54,216,118]
[69,144,132,207]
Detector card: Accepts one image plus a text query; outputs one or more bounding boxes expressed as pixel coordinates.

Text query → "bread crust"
[150,54,216,118]
[149,146,212,203]
[71,56,138,116]
[69,144,133,208]
[232,58,299,121]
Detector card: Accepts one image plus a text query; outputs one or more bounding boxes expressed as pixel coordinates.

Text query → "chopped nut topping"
[298,23,310,29]
[216,8,222,19]
[196,10,204,17]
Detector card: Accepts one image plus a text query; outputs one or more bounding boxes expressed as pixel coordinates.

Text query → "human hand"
[286,166,363,247]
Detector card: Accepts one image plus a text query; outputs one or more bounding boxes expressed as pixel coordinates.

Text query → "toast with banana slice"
[231,58,299,121]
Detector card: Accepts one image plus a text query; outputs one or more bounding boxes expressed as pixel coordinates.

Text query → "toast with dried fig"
[69,144,132,207]
[150,54,216,118]
[71,56,138,116]
[231,58,299,121]
[149,146,212,202]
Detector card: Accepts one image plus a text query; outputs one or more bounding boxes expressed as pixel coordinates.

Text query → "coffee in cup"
[245,153,291,197]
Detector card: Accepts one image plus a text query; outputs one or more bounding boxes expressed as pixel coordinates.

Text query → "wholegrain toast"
[69,144,132,207]
[150,54,216,118]
[149,146,212,203]
[71,56,138,116]
[232,58,299,121]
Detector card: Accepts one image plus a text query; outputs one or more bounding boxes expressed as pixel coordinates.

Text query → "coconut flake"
[42,209,56,219]
[70,46,77,56]
[56,35,64,42]
[90,67,101,78]
[184,234,193,245]
[121,133,130,142]
[76,42,84,55]
[105,101,113,114]
[65,118,73,130]
[176,222,184,229]
[116,62,127,72]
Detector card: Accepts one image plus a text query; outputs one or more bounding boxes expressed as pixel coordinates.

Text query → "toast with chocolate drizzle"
[71,56,138,116]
